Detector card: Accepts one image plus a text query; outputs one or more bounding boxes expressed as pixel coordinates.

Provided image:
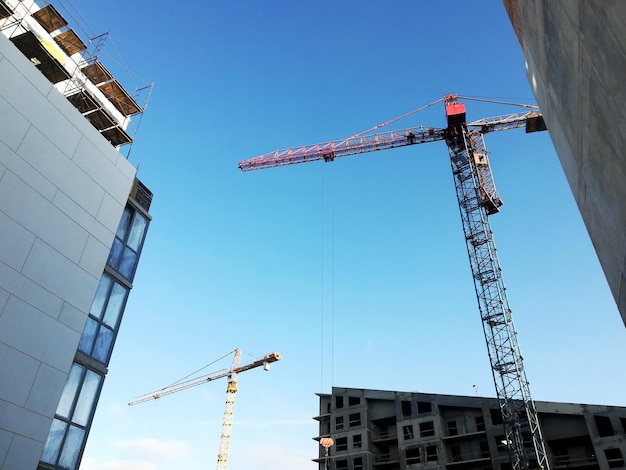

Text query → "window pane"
[127,213,147,251]
[56,365,84,418]
[90,275,112,319]
[107,239,124,270]
[102,282,128,328]
[72,370,102,426]
[116,207,132,239]
[40,418,67,464]
[77,318,98,356]
[118,247,137,279]
[92,327,114,364]
[58,425,85,470]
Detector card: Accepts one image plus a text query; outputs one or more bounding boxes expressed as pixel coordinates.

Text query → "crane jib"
[238,111,544,172]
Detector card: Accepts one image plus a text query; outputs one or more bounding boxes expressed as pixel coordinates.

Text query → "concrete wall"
[0,33,136,469]
[504,1,626,326]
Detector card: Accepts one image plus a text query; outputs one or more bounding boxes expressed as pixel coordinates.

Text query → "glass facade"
[39,199,150,470]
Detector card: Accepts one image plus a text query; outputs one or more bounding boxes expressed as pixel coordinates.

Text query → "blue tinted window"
[58,425,85,469]
[90,276,112,319]
[56,365,83,418]
[92,327,113,363]
[116,207,132,239]
[107,238,124,269]
[40,419,67,464]
[103,282,127,328]
[128,213,148,251]
[78,318,98,356]
[72,370,101,426]
[118,247,137,278]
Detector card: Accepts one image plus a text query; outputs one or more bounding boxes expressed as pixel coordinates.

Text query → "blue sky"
[55,1,626,469]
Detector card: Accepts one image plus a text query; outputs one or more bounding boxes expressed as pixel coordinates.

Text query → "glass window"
[58,425,85,469]
[78,318,98,355]
[102,282,127,328]
[89,276,112,319]
[43,366,104,469]
[349,413,361,427]
[56,365,82,418]
[118,247,137,278]
[80,274,128,365]
[116,207,132,239]
[92,327,114,363]
[108,205,149,281]
[40,419,67,464]
[106,238,124,269]
[128,213,147,250]
[73,370,102,426]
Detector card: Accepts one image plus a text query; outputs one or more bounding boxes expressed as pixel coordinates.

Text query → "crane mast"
[217,349,241,470]
[238,95,550,470]
[445,103,549,469]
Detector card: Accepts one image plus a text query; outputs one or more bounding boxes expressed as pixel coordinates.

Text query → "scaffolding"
[0,0,152,154]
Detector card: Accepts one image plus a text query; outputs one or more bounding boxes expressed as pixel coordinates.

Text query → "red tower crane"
[238,95,550,470]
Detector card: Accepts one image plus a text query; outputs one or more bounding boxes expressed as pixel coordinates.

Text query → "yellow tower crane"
[128,348,281,470]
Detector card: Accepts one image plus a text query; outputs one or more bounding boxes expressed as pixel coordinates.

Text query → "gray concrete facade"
[0,31,136,469]
[502,1,626,326]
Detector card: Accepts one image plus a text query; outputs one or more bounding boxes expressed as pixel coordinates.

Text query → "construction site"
[0,1,625,470]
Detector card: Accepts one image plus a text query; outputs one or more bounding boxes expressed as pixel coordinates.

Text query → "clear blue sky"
[58,1,626,469]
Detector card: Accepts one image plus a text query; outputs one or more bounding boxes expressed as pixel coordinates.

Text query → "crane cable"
[347,95,538,142]
[347,97,445,139]
[320,163,335,392]
[162,349,236,390]
[455,95,539,109]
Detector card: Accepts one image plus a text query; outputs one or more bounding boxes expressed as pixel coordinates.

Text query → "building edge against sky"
[502,1,626,327]
[0,1,151,469]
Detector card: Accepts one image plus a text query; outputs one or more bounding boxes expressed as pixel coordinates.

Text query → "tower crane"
[238,95,550,470]
[129,348,281,470]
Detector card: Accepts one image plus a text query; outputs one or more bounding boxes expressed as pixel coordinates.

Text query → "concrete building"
[0,1,151,469]
[315,387,626,470]
[502,1,626,327]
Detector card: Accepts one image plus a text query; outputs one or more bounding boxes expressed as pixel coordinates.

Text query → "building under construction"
[0,1,151,469]
[315,387,626,470]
